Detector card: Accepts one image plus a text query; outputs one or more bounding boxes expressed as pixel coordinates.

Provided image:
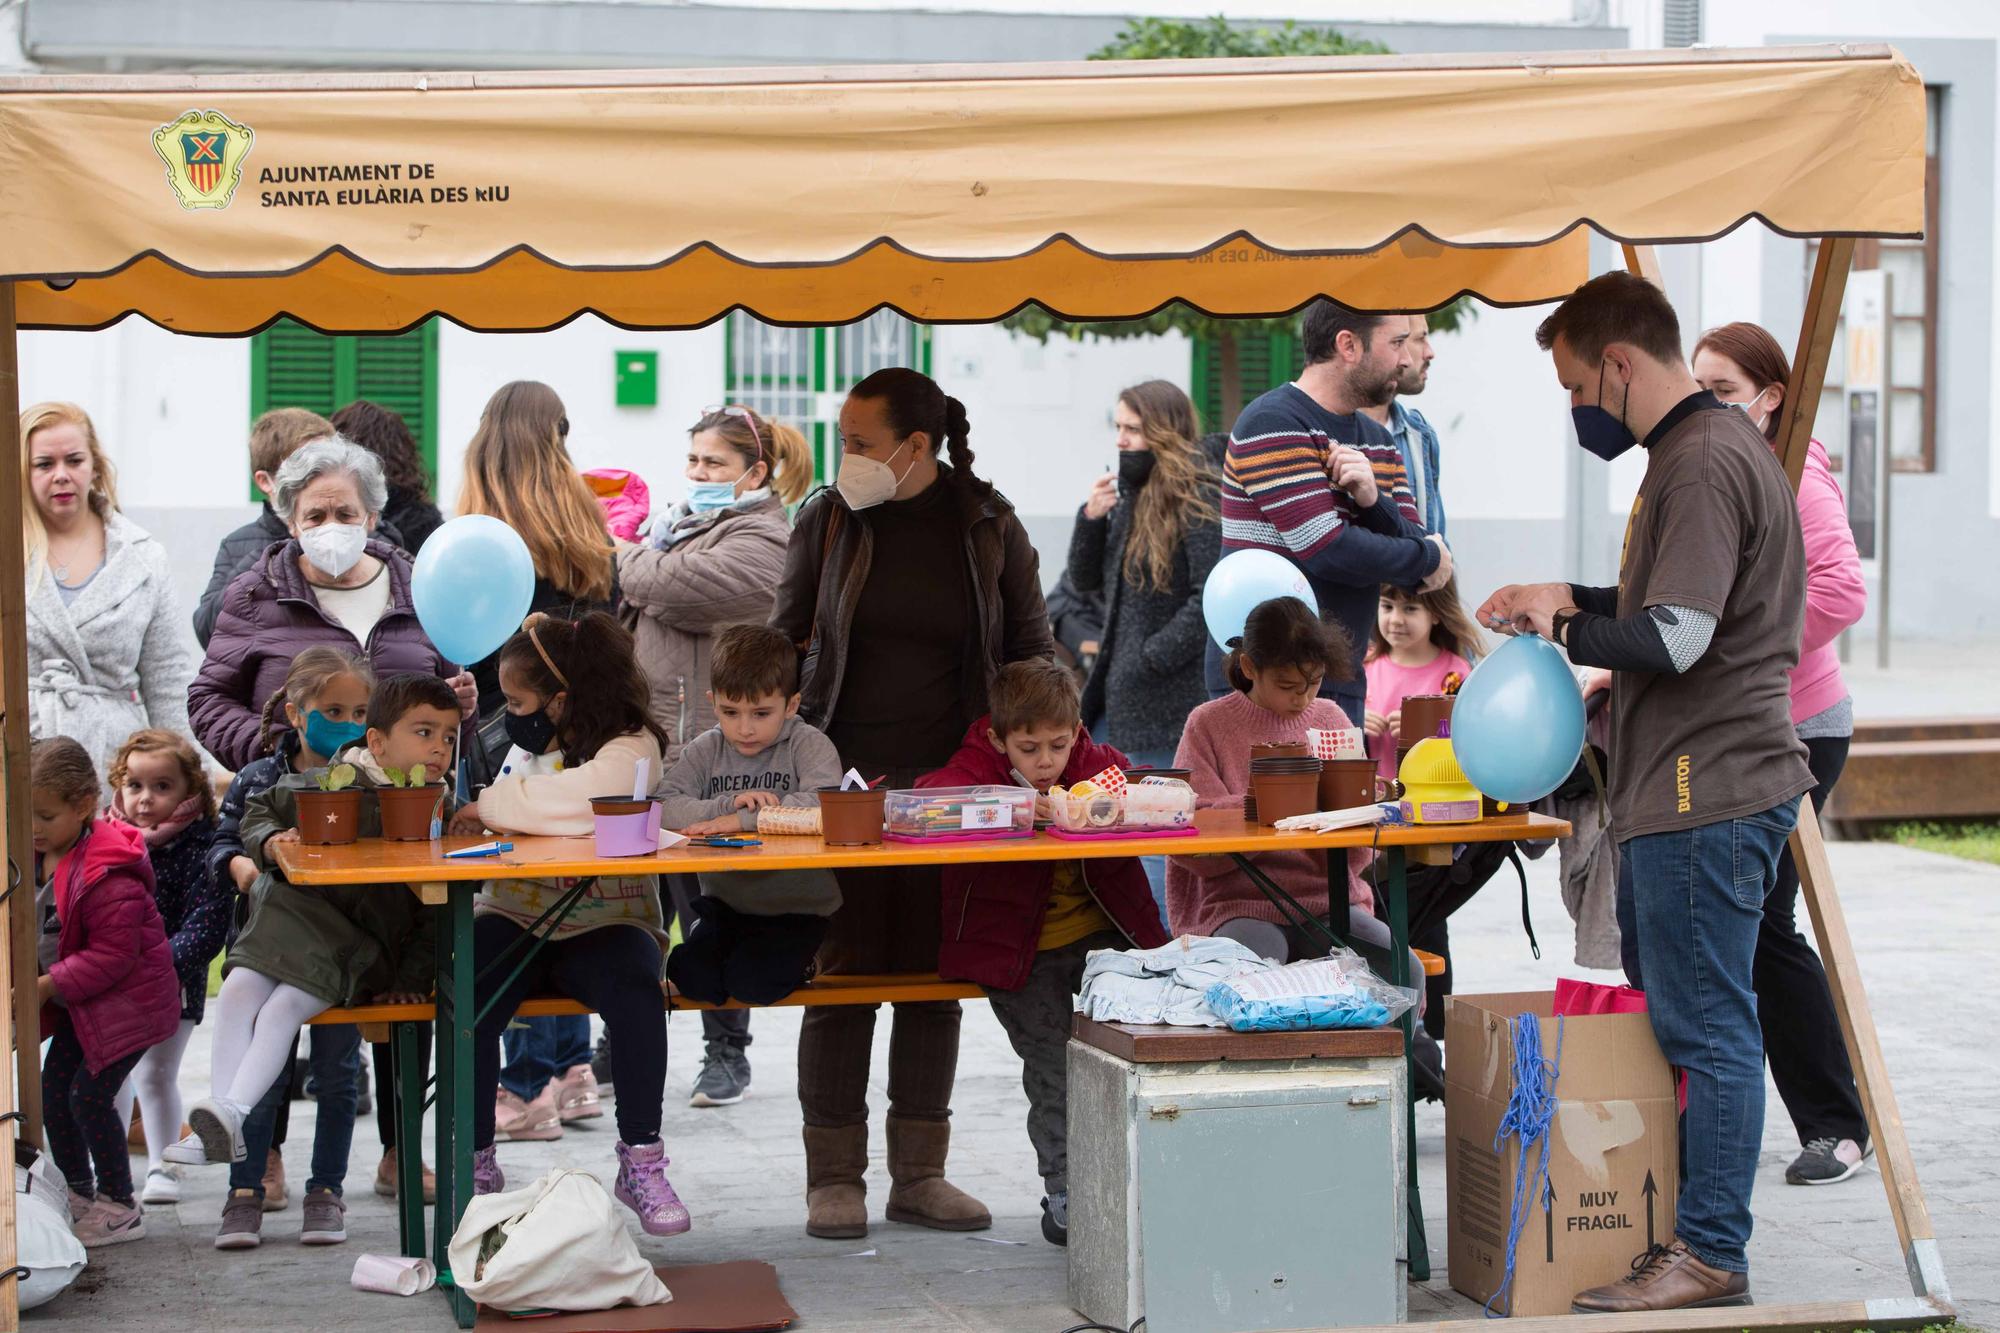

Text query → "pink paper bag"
[1552,976,1648,1017]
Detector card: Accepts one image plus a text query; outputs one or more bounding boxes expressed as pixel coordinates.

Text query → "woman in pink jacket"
[1694,322,1871,1188]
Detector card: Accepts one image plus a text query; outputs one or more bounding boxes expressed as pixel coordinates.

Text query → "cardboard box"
[1444,990,1678,1316]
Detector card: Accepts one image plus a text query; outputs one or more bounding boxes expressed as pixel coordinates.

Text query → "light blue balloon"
[1202,550,1319,649]
[411,515,536,666]
[1451,633,1586,805]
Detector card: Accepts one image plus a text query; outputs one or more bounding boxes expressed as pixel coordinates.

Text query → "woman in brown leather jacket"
[770,367,1052,1240]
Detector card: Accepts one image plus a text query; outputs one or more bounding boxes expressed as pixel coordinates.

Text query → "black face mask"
[1117,449,1157,488]
[504,707,559,756]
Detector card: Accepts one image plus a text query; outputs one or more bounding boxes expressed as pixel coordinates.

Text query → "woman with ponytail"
[770,366,1051,1241]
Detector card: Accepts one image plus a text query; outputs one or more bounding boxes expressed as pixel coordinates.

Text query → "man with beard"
[1363,314,1447,539]
[1219,300,1451,724]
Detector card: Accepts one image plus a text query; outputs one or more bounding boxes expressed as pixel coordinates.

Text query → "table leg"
[1383,846,1430,1282]
[393,1020,425,1258]
[431,884,477,1328]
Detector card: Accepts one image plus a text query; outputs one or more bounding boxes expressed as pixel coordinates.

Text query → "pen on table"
[445,841,513,859]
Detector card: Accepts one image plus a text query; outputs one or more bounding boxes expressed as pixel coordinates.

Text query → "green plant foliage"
[315,763,357,793]
[380,763,432,789]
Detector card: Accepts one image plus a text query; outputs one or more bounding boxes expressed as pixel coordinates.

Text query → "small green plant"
[314,763,358,793]
[380,764,431,789]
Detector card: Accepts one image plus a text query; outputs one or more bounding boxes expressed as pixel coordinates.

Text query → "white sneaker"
[140,1165,182,1205]
[161,1130,211,1166]
[185,1098,247,1165]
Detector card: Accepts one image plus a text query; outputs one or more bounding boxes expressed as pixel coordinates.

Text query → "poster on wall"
[1843,270,1890,570]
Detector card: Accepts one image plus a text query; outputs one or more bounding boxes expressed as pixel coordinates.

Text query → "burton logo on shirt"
[1675,753,1692,814]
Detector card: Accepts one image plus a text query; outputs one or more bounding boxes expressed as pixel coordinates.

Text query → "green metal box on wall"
[616,350,659,406]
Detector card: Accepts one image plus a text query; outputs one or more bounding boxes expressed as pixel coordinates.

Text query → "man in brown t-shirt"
[1478,271,1812,1314]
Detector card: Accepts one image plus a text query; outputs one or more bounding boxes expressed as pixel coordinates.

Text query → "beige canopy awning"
[0,44,1925,334]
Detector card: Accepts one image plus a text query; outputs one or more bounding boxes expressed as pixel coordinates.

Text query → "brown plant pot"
[1249,772,1319,825]
[1317,758,1378,812]
[1401,694,1456,749]
[296,788,364,846]
[1250,741,1310,761]
[817,788,886,845]
[377,784,447,841]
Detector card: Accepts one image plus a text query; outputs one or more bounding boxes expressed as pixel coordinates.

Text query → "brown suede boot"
[883,1115,991,1232]
[803,1124,869,1240]
[1570,1240,1750,1313]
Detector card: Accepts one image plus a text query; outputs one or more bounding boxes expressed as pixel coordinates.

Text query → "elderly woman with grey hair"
[189,436,475,770]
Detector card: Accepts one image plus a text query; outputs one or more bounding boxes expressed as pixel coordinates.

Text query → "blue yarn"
[1483,1011,1564,1319]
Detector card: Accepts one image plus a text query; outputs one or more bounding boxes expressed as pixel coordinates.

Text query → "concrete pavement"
[35,837,1995,1330]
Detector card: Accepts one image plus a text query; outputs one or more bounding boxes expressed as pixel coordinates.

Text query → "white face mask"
[834,438,917,511]
[1725,385,1773,433]
[298,522,369,578]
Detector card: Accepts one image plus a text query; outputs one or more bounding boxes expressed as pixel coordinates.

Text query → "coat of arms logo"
[152,109,255,210]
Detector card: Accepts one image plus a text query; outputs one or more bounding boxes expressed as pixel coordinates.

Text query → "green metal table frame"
[370,834,1482,1325]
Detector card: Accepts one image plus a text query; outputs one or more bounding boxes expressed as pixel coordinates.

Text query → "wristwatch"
[1552,608,1581,648]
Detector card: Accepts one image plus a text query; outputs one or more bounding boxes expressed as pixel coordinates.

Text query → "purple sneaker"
[472,1145,505,1197]
[614,1140,691,1236]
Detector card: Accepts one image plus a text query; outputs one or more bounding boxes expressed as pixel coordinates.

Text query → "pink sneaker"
[555,1063,603,1123]
[472,1145,506,1197]
[75,1197,146,1248]
[614,1140,690,1236]
[497,1086,562,1141]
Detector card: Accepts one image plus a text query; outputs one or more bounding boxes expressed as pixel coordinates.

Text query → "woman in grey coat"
[1067,382,1222,916]
[21,402,205,777]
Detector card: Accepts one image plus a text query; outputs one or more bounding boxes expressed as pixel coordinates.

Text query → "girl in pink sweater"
[1363,579,1482,783]
[1168,597,1381,957]
[1694,323,1871,1187]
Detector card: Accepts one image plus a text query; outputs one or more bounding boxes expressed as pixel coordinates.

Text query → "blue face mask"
[685,471,748,514]
[1571,359,1638,462]
[303,709,366,760]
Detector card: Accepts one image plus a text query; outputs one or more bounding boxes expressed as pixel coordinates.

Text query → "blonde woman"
[1066,381,1221,915]
[457,381,617,716]
[20,402,204,775]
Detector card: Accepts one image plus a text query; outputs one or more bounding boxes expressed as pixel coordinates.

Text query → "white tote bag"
[446,1169,671,1312]
[15,1156,87,1310]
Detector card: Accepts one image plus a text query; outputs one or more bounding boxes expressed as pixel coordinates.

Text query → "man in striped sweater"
[1219,300,1452,725]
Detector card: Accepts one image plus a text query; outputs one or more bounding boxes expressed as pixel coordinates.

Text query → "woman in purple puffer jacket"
[188,437,473,771]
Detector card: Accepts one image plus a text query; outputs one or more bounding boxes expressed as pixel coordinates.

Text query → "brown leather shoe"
[1571,1240,1750,1313]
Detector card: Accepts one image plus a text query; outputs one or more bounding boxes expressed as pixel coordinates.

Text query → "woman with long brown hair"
[457,381,617,716]
[1690,321,1872,1188]
[1066,379,1221,917]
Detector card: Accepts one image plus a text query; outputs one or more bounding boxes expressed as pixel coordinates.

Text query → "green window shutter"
[248,319,439,499]
[1192,328,1299,436]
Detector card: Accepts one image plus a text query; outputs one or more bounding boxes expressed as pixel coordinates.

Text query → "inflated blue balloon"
[1451,633,1586,805]
[411,515,535,666]
[1202,550,1318,649]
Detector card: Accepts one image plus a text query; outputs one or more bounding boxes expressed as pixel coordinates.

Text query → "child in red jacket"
[916,660,1168,1247]
[31,737,181,1248]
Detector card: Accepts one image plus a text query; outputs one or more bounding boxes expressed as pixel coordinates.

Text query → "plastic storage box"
[884,785,1036,839]
[1048,778,1197,833]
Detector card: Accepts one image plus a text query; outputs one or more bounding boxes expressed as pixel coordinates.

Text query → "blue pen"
[445,841,513,859]
[688,836,760,849]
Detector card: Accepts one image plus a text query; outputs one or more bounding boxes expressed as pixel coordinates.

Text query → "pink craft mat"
[1047,825,1200,842]
[882,829,1035,845]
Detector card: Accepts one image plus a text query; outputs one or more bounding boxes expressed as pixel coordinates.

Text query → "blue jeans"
[500,1014,594,1101]
[1114,745,1179,932]
[1615,797,1801,1273]
[232,1023,362,1197]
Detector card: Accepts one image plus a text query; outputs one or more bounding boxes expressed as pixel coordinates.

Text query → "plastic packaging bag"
[15,1153,86,1310]
[1203,947,1419,1032]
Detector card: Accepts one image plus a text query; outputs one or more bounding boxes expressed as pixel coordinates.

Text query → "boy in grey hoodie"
[658,625,842,1007]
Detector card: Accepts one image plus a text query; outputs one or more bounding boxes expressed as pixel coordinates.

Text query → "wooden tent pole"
[1621,243,1664,286]
[1792,800,1949,1301]
[1779,238,1854,488]
[0,279,29,1333]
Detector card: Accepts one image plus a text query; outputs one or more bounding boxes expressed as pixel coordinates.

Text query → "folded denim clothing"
[1074,935,1267,1027]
